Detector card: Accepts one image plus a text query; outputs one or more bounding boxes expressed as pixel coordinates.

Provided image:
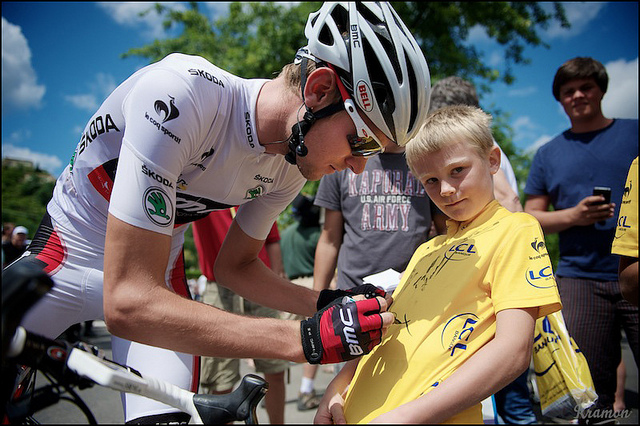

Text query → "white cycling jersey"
[49,52,305,246]
[21,53,306,422]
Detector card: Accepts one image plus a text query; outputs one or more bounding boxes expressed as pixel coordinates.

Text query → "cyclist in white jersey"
[6,2,431,423]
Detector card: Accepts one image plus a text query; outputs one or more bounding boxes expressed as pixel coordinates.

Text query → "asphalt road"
[30,321,637,424]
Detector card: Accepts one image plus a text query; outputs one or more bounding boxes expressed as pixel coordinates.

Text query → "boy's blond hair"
[406,105,494,174]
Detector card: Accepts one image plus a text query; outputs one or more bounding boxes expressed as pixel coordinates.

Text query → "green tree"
[123,2,320,78]
[394,3,568,87]
[1,162,56,237]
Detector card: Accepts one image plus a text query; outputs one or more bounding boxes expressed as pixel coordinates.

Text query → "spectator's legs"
[263,371,285,424]
[558,277,620,410]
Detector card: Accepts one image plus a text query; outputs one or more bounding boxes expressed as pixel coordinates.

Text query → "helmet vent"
[318,25,334,46]
[406,50,419,135]
[356,2,383,26]
[363,38,396,140]
[330,4,349,35]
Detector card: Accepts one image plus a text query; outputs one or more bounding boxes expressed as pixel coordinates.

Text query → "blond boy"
[314,105,562,424]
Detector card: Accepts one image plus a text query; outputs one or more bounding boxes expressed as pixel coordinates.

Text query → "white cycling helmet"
[304,1,431,146]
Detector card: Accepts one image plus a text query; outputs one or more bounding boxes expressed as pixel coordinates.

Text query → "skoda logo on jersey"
[143,187,173,227]
[154,95,180,124]
[245,185,264,200]
[443,242,477,261]
[525,266,555,289]
[441,313,479,357]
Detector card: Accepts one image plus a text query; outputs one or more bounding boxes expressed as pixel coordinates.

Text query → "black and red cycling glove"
[301,297,384,364]
[316,284,386,310]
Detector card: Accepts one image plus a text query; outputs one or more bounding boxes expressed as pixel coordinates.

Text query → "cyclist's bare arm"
[103,214,305,362]
[313,208,344,292]
[214,219,318,317]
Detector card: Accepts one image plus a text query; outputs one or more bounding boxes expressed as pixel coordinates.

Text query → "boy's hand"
[301,296,393,364]
[314,388,347,424]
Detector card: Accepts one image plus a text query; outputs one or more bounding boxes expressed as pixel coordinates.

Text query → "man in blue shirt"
[524,57,638,416]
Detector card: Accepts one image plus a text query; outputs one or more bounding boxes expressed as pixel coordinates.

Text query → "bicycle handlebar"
[2,263,269,424]
[6,327,269,424]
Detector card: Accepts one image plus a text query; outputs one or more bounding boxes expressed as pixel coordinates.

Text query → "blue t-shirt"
[525,119,638,281]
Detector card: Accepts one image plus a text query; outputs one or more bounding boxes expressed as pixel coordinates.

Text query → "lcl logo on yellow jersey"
[441,313,479,357]
[443,243,476,261]
[525,266,555,289]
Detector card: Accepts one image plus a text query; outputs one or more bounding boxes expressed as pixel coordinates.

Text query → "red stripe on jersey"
[169,250,190,299]
[34,227,67,275]
[88,165,114,201]
[191,356,200,393]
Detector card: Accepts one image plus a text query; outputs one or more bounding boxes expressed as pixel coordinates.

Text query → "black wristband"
[300,317,323,364]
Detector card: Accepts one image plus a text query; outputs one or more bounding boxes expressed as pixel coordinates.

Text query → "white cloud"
[1,17,46,112]
[65,94,99,111]
[507,86,538,97]
[512,116,536,133]
[64,73,118,112]
[511,115,543,149]
[524,134,555,155]
[97,2,188,39]
[6,129,32,144]
[466,25,491,46]
[542,2,605,39]
[602,57,639,119]
[1,143,63,175]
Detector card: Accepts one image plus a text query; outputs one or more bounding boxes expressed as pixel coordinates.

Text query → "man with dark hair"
[552,56,609,102]
[524,56,638,416]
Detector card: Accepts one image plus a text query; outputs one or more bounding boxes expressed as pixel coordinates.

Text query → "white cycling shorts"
[15,213,199,422]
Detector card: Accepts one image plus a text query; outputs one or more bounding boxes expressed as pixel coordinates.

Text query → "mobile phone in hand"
[593,186,612,225]
[592,186,612,205]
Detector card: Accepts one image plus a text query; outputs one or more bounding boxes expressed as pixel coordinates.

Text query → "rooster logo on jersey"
[154,95,180,124]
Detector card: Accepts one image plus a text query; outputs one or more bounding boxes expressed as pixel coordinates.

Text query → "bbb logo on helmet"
[357,80,374,112]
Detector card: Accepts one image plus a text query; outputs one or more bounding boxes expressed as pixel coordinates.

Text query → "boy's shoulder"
[492,210,542,237]
[482,203,540,229]
[500,210,540,226]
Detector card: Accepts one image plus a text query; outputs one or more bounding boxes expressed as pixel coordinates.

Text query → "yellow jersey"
[343,200,562,424]
[612,157,638,258]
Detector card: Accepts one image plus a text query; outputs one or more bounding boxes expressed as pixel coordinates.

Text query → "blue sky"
[2,2,638,177]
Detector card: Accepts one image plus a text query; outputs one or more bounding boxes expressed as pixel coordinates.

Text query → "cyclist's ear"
[303,67,341,109]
